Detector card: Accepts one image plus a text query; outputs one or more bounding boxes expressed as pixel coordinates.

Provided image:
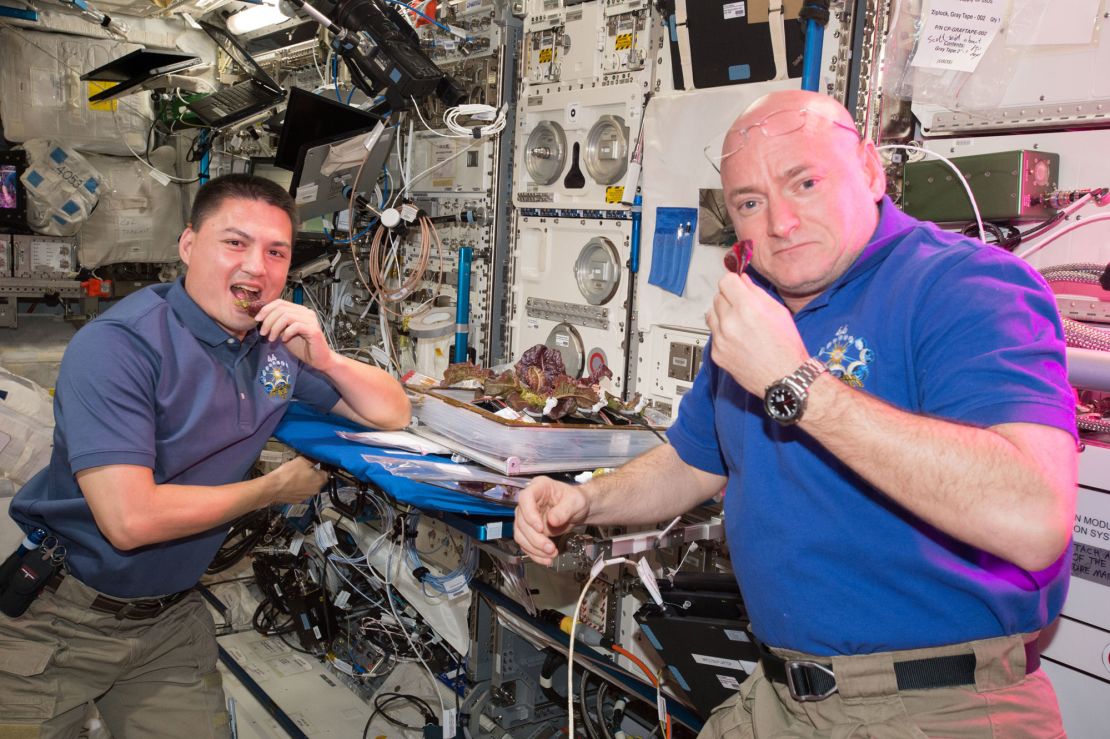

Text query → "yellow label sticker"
[606,186,625,203]
[87,82,119,111]
[538,48,554,63]
[614,33,633,51]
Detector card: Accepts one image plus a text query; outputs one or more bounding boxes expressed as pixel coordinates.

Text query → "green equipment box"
[902,150,1059,224]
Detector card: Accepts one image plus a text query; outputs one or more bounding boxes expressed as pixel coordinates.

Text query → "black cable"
[207,509,271,574]
[960,221,1021,250]
[362,692,435,737]
[145,114,158,160]
[579,670,600,739]
[277,629,319,656]
[251,597,295,636]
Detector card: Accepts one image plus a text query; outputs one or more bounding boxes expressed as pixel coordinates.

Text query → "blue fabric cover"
[275,404,515,518]
[667,198,1076,656]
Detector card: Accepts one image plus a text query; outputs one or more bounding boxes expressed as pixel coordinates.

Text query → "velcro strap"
[761,640,1040,701]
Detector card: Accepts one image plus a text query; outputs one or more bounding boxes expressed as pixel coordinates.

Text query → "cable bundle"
[364,213,445,312]
[443,103,507,138]
[402,512,478,598]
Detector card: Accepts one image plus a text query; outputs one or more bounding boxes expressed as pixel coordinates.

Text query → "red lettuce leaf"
[515,345,566,393]
[442,362,493,386]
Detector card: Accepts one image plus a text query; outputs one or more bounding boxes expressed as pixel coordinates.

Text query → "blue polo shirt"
[668,198,1076,656]
[10,279,341,598]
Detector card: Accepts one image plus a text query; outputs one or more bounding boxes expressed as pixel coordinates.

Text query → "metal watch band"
[792,357,828,390]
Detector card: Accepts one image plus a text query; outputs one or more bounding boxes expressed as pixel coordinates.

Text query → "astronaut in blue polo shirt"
[0,174,410,737]
[515,90,1077,737]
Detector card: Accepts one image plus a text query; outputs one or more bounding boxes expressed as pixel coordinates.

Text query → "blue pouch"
[647,207,699,296]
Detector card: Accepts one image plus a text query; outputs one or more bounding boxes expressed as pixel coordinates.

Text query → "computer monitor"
[0,151,29,234]
[274,87,384,172]
[249,157,329,238]
[289,123,395,222]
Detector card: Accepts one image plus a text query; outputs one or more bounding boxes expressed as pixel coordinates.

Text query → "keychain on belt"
[0,535,66,618]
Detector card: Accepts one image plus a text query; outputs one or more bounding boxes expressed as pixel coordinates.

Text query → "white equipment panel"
[521,0,658,92]
[516,87,644,210]
[510,215,632,389]
[635,324,709,418]
[1036,440,1110,736]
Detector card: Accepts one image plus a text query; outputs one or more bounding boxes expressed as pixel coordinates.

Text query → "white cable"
[1016,214,1110,261]
[405,118,416,192]
[325,556,384,607]
[379,309,398,374]
[311,45,325,85]
[385,520,448,725]
[878,144,984,243]
[403,513,477,597]
[410,99,456,139]
[568,557,613,739]
[443,104,506,138]
[300,283,338,348]
[392,130,409,206]
[111,108,197,184]
[409,96,507,139]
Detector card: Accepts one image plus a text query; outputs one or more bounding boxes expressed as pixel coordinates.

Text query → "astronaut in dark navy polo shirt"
[0,174,410,738]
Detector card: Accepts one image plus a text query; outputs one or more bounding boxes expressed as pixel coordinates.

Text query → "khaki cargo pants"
[697,635,1066,738]
[0,574,230,739]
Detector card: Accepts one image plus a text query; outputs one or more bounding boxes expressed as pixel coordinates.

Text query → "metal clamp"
[784,660,838,702]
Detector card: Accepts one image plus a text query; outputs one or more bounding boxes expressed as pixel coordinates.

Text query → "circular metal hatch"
[544,322,585,378]
[524,120,567,186]
[574,236,621,305]
[583,115,629,185]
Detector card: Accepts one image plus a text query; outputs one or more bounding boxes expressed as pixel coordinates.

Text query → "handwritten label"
[910,0,1002,73]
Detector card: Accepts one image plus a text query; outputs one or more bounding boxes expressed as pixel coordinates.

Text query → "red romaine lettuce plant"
[440,344,617,420]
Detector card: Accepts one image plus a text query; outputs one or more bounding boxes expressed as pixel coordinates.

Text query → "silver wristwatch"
[763,358,828,426]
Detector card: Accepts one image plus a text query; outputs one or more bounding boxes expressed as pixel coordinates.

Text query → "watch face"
[766,384,801,422]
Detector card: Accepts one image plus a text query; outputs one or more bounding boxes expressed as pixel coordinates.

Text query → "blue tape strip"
[27,170,43,187]
[61,200,80,215]
[49,148,67,164]
[668,665,691,691]
[640,623,663,651]
[84,178,98,194]
[728,64,751,81]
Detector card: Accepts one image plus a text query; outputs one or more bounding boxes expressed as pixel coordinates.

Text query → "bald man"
[514,91,1077,737]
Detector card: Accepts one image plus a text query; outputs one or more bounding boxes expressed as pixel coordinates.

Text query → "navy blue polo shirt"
[10,279,340,598]
[668,198,1076,655]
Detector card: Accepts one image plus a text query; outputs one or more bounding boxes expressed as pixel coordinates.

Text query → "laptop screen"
[198,20,281,90]
[82,49,200,82]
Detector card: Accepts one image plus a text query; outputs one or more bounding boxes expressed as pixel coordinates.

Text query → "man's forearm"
[582,444,726,526]
[319,352,411,430]
[79,459,322,551]
[129,478,274,546]
[801,374,1076,570]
